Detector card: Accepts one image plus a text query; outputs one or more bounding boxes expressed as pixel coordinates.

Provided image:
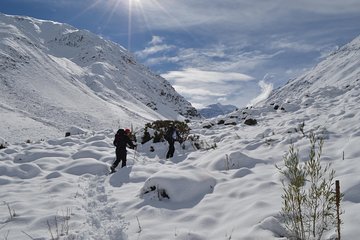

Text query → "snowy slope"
[264,35,360,106]
[0,13,198,143]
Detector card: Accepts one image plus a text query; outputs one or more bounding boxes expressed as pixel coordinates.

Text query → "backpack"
[113,129,124,147]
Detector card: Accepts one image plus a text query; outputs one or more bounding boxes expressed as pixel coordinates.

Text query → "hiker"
[165,125,181,159]
[111,128,136,172]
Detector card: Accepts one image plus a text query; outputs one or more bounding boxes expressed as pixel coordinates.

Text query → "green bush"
[141,127,152,144]
[142,120,191,143]
[278,132,341,240]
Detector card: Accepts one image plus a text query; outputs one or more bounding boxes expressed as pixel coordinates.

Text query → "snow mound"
[195,150,266,171]
[140,168,216,203]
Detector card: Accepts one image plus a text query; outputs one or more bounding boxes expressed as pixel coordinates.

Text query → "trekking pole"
[133,146,138,163]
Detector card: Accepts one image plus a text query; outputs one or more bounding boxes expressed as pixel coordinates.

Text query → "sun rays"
[69,0,193,51]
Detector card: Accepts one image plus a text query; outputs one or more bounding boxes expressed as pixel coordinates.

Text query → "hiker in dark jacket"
[111,128,136,172]
[165,126,181,159]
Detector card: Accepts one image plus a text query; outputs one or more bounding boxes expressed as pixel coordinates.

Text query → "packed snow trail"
[77,174,128,240]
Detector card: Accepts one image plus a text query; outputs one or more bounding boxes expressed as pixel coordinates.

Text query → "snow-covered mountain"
[0,13,198,143]
[198,103,238,118]
[264,35,360,107]
[204,35,360,129]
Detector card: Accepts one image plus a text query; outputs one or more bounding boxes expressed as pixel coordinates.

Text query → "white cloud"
[142,56,181,66]
[162,68,254,84]
[172,85,226,97]
[149,35,164,45]
[142,41,279,75]
[135,35,176,58]
[136,44,175,58]
[248,80,273,107]
[162,68,258,108]
[129,0,360,107]
[270,38,319,52]
[130,0,360,31]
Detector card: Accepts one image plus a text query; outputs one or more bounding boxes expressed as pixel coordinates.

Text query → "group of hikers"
[110,125,181,173]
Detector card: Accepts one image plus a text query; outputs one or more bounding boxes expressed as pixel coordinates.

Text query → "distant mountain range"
[198,103,238,118]
[0,13,199,142]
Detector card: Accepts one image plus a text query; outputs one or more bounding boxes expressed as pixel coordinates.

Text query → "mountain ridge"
[198,103,238,118]
[263,35,360,106]
[0,13,199,143]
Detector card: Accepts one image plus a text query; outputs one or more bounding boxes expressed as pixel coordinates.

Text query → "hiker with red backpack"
[110,128,136,173]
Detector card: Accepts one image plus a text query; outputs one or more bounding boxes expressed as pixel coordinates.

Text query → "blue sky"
[1,0,360,108]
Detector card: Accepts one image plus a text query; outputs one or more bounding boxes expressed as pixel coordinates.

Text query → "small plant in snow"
[47,208,72,240]
[225,154,235,170]
[2,201,16,221]
[277,132,342,240]
[136,216,142,233]
[224,154,241,170]
[298,121,306,137]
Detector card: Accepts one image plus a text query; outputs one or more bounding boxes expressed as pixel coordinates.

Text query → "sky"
[1,0,360,109]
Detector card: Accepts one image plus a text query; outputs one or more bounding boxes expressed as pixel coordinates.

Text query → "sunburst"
[74,0,190,51]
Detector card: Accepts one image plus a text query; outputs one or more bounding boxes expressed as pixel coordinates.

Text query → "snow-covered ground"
[1,76,359,239]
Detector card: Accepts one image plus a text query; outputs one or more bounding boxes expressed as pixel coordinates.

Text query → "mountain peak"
[0,13,199,143]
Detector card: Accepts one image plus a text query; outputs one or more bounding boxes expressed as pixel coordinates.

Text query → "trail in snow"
[77,174,128,240]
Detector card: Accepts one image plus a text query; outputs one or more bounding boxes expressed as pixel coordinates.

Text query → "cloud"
[172,85,226,97]
[162,68,254,84]
[28,0,93,7]
[136,44,175,58]
[128,0,360,33]
[149,35,164,45]
[130,0,360,108]
[270,38,319,53]
[142,40,281,75]
[135,35,176,58]
[248,80,274,107]
[162,68,257,108]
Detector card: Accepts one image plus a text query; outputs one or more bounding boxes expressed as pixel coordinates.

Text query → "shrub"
[141,127,151,144]
[277,132,341,240]
[142,120,191,143]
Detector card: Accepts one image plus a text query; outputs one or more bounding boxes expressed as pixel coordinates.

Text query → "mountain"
[198,103,238,118]
[0,13,199,143]
[0,32,359,239]
[203,34,360,128]
[263,35,360,107]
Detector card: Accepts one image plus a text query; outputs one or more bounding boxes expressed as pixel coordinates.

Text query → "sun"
[84,0,145,50]
[78,0,182,51]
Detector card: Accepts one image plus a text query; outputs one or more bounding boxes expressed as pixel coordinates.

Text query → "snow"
[1,13,360,240]
[1,88,360,239]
